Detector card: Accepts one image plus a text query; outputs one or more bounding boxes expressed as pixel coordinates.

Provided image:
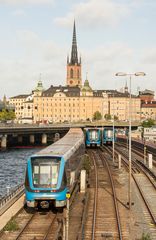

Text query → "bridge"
[0,121,140,149]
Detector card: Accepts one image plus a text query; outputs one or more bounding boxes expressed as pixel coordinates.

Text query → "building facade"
[144,126,156,142]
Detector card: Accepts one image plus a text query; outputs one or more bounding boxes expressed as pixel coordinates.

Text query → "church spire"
[70,20,78,64]
[124,80,128,93]
[66,21,82,87]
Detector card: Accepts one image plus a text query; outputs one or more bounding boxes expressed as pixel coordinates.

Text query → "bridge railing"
[0,183,24,209]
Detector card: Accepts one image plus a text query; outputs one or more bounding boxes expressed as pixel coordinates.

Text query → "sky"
[0,0,156,98]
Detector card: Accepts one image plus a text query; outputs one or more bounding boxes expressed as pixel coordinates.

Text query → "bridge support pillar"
[54,133,60,142]
[30,134,35,144]
[118,154,121,169]
[80,170,86,193]
[1,135,7,149]
[148,154,153,169]
[18,136,23,143]
[42,133,47,144]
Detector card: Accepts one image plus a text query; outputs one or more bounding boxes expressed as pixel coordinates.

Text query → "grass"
[141,233,152,240]
[82,154,91,174]
[3,217,19,232]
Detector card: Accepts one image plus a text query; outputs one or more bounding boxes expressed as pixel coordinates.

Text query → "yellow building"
[108,90,141,121]
[141,101,156,120]
[9,80,44,123]
[9,94,30,120]
[33,81,109,123]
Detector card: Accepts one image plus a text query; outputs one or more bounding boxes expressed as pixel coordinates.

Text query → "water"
[0,148,42,198]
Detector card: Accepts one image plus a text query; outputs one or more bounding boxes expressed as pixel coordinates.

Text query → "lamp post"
[112,92,115,163]
[115,72,146,210]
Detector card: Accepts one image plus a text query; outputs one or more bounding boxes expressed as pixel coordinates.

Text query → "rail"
[91,151,98,240]
[113,143,156,226]
[99,148,123,240]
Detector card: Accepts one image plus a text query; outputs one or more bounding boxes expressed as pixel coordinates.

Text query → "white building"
[144,126,156,143]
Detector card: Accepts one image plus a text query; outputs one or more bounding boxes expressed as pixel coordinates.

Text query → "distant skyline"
[0,0,156,98]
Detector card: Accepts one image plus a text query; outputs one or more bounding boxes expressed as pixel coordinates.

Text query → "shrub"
[3,218,19,232]
[141,232,152,240]
[82,154,91,174]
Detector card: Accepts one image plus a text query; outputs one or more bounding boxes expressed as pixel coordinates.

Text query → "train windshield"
[31,157,60,188]
[89,130,99,140]
[107,130,113,138]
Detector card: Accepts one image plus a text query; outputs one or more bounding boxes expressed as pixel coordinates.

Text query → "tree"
[104,113,111,121]
[0,109,16,121]
[113,115,118,121]
[93,111,102,120]
[141,119,155,128]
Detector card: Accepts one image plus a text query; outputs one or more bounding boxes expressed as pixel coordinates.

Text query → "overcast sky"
[0,0,156,98]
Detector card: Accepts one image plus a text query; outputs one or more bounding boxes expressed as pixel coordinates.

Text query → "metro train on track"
[102,127,116,145]
[25,128,85,209]
[85,127,116,147]
[85,128,101,147]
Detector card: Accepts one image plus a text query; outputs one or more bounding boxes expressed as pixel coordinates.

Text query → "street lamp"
[112,92,115,163]
[115,71,146,210]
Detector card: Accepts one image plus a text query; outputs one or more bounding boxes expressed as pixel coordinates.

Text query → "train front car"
[85,128,101,147]
[103,127,116,145]
[25,128,84,209]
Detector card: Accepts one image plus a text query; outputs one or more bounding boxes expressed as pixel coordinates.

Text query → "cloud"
[12,9,26,16]
[81,42,134,90]
[0,30,67,98]
[16,30,63,61]
[141,48,156,65]
[54,0,130,28]
[0,0,54,5]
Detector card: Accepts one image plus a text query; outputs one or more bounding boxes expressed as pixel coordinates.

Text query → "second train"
[85,127,116,147]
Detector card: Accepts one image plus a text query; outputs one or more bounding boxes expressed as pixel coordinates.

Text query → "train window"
[31,158,60,188]
[89,130,99,140]
[33,166,39,184]
[40,165,51,185]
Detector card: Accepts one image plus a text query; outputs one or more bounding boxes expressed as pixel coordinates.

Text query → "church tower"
[66,21,82,87]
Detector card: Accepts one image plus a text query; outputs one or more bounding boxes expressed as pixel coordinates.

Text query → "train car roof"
[32,128,84,161]
[85,128,101,130]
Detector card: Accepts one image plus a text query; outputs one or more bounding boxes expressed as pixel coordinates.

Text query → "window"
[32,158,60,188]
[70,68,73,78]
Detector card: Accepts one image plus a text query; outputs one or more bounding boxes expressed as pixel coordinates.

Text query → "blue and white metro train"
[25,128,85,208]
[103,127,116,145]
[85,128,101,147]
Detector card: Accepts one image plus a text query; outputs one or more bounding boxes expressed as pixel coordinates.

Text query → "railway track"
[118,139,156,161]
[84,149,129,240]
[1,208,62,240]
[108,144,156,239]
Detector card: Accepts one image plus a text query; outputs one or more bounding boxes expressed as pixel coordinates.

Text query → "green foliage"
[0,109,15,121]
[141,118,155,128]
[113,115,118,121]
[93,111,102,120]
[104,113,111,120]
[82,154,91,174]
[3,218,19,232]
[141,232,152,240]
